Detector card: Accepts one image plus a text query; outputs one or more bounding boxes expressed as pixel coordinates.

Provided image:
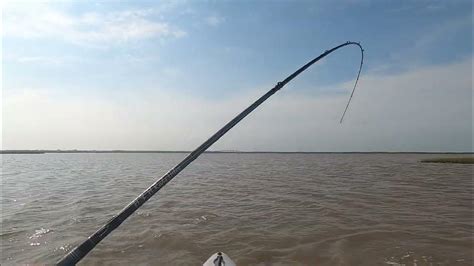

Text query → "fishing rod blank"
[57,41,364,265]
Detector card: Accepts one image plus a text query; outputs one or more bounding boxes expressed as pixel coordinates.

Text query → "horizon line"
[1,149,473,154]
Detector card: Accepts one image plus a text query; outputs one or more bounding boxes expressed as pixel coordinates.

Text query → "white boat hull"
[203,252,236,266]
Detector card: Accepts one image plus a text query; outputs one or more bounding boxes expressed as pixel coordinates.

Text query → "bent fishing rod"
[57,41,364,265]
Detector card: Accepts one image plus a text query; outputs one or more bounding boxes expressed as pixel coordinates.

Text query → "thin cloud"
[205,15,224,27]
[16,56,64,65]
[3,57,472,152]
[414,15,471,48]
[2,4,186,46]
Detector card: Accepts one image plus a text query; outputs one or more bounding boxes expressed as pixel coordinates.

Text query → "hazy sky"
[2,0,472,152]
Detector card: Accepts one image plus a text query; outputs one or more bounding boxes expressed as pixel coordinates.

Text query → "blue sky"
[2,0,473,151]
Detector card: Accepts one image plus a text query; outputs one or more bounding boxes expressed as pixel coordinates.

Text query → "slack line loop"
[57,41,364,265]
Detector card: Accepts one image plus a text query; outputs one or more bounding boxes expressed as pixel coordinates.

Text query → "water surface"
[1,153,472,265]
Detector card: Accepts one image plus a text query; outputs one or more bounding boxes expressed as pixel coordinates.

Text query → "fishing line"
[340,44,364,123]
[57,41,364,265]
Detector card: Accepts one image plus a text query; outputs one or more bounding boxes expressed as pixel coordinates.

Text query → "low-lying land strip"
[421,157,474,164]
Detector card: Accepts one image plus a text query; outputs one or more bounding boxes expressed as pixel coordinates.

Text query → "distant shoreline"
[1,150,473,155]
[420,157,474,164]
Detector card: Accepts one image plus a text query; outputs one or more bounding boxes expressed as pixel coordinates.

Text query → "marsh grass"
[421,157,474,164]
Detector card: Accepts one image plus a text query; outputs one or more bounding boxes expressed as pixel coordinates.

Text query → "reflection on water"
[1,153,472,265]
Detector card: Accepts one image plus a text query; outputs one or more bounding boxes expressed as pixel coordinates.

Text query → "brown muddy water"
[1,153,472,265]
